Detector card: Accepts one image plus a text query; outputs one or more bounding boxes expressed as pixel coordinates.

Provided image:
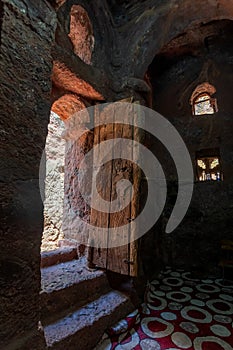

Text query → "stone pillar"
[0,1,56,349]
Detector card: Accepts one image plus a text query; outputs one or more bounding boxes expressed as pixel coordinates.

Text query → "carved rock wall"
[63,127,93,249]
[0,1,56,348]
[148,25,233,273]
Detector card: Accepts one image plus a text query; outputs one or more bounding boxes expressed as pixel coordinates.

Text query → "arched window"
[68,5,94,65]
[190,83,218,116]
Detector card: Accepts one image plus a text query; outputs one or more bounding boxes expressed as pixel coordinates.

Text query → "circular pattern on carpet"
[115,329,140,349]
[196,292,210,300]
[141,317,174,338]
[201,279,213,284]
[181,306,212,323]
[184,280,197,287]
[171,332,192,349]
[181,286,193,293]
[196,284,220,293]
[170,272,181,277]
[161,312,177,321]
[140,338,161,350]
[147,295,167,310]
[219,294,233,302]
[194,336,232,350]
[142,303,151,315]
[149,285,156,292]
[182,272,199,281]
[215,279,233,288]
[180,321,199,334]
[210,324,231,337]
[160,285,172,291]
[191,299,205,307]
[167,291,191,303]
[127,309,138,318]
[213,315,232,324]
[136,313,141,324]
[151,280,160,286]
[163,277,183,287]
[222,288,233,294]
[153,290,166,297]
[168,302,183,311]
[206,299,233,315]
[98,268,233,350]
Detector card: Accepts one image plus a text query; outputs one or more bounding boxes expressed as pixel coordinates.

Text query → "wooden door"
[89,100,142,277]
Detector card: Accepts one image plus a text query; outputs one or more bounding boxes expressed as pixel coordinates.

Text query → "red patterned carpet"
[96,268,233,350]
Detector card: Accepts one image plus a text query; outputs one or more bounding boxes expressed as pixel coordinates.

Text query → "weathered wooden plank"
[107,103,133,275]
[89,100,143,276]
[129,103,143,277]
[90,104,113,268]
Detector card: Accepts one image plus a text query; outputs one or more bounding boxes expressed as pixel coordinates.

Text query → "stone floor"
[96,267,233,350]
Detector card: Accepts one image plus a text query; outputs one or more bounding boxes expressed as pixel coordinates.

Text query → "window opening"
[196,149,222,182]
[190,82,218,116]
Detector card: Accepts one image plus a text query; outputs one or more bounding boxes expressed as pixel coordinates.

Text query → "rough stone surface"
[68,5,94,65]
[0,1,56,348]
[147,20,233,274]
[46,93,93,254]
[40,257,111,325]
[44,290,134,350]
[41,111,65,251]
[40,246,78,268]
[62,116,93,249]
[41,257,105,293]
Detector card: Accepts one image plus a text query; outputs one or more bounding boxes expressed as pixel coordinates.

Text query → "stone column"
[0,1,56,349]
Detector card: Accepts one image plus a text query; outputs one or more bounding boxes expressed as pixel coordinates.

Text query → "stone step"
[40,258,110,325]
[44,290,134,350]
[41,246,78,268]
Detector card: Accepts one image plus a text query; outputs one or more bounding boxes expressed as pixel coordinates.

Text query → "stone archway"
[69,4,94,65]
